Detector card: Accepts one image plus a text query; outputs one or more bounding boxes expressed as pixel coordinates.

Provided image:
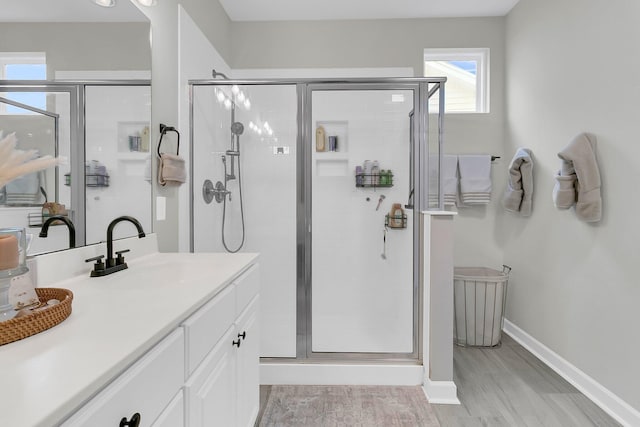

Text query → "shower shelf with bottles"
[355,172,394,188]
[64,161,110,188]
[385,213,408,229]
[64,173,110,188]
[314,121,349,176]
[27,212,72,228]
[117,121,150,155]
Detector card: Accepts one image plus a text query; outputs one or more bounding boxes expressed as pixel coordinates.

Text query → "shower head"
[212,69,229,79]
[231,122,245,136]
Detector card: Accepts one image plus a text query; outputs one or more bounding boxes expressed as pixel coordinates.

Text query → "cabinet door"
[185,326,237,427]
[151,389,184,427]
[236,296,260,427]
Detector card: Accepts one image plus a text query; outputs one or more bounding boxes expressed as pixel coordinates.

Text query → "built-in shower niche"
[313,120,348,176]
[116,121,151,178]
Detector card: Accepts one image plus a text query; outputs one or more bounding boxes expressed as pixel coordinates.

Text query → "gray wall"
[0,23,150,78]
[505,0,640,410]
[230,17,508,268]
[136,0,231,251]
[181,0,232,62]
[231,18,501,74]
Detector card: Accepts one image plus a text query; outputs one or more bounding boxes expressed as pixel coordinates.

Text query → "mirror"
[0,0,152,255]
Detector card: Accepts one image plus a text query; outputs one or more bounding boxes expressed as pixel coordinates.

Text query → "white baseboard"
[422,379,460,404]
[503,319,640,427]
[260,363,423,386]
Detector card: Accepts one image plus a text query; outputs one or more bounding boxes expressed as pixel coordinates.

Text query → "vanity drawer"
[235,264,260,316]
[182,284,236,377]
[62,329,184,427]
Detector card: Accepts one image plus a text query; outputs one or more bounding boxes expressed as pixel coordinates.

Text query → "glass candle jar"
[0,227,29,321]
[0,227,28,277]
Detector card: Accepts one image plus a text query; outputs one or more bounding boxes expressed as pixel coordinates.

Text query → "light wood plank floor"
[257,334,620,426]
[432,334,620,426]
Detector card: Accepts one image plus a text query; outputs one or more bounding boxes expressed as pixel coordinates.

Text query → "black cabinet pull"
[120,412,141,427]
[238,331,246,340]
[232,339,241,348]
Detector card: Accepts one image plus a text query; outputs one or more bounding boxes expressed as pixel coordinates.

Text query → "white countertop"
[0,251,259,427]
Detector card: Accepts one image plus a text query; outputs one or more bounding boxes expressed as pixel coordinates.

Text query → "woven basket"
[0,288,73,346]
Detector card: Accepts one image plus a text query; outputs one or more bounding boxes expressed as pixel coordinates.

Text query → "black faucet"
[39,215,76,248]
[106,216,146,268]
[86,215,145,277]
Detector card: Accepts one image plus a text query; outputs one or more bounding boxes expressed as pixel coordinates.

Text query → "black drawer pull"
[238,331,246,340]
[232,339,241,348]
[120,412,141,427]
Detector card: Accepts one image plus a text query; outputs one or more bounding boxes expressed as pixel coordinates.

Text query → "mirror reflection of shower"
[202,72,253,253]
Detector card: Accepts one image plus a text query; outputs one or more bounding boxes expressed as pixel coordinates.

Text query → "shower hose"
[221,151,246,253]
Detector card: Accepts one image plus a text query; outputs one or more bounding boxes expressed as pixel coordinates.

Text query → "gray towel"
[503,148,533,216]
[158,153,186,186]
[552,133,601,222]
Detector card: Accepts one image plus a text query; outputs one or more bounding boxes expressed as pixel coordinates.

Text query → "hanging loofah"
[0,132,63,189]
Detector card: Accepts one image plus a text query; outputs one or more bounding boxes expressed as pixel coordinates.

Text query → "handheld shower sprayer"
[231,121,244,136]
[226,121,244,181]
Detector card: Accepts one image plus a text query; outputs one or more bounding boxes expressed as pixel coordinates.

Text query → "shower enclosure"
[190,77,445,362]
[0,81,152,253]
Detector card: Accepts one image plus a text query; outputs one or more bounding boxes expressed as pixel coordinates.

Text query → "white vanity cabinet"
[58,260,260,427]
[184,264,260,427]
[61,329,185,427]
[151,390,185,427]
[235,296,260,427]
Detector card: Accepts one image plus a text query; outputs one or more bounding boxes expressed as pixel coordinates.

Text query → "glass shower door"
[191,83,299,358]
[309,86,417,356]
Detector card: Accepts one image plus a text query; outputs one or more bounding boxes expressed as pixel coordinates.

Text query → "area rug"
[258,385,440,427]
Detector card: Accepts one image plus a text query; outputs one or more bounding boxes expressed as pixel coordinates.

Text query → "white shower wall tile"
[192,84,298,358]
[311,89,414,353]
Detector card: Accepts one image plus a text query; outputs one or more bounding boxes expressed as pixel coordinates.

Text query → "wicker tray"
[0,288,73,346]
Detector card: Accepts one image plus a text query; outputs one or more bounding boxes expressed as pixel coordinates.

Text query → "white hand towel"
[458,155,492,205]
[503,148,533,216]
[442,155,459,206]
[158,153,186,186]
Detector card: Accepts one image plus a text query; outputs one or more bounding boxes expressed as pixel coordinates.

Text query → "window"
[0,52,47,113]
[424,48,489,113]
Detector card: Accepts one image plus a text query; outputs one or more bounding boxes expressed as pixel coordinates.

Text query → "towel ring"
[157,124,180,157]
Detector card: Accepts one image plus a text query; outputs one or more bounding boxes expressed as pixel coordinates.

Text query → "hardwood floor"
[257,334,620,426]
[432,334,620,426]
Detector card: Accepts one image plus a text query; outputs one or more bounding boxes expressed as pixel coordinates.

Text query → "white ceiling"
[0,0,520,23]
[219,0,521,22]
[0,0,147,22]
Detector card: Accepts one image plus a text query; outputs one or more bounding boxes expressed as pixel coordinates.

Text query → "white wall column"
[421,211,459,404]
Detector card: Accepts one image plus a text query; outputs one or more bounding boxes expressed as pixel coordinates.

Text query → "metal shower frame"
[188,77,446,362]
[0,80,151,247]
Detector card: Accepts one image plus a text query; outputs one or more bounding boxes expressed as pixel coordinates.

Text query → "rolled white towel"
[503,148,533,216]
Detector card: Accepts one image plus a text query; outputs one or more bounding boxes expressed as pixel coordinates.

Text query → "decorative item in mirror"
[0,132,62,193]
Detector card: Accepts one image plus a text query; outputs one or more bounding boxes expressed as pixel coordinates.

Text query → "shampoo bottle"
[390,203,404,228]
[315,126,326,152]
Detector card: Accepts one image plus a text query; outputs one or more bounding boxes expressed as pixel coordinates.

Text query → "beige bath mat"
[259,385,440,427]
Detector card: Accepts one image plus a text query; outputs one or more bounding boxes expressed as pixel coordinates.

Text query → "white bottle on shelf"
[363,160,372,186]
[371,160,380,186]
